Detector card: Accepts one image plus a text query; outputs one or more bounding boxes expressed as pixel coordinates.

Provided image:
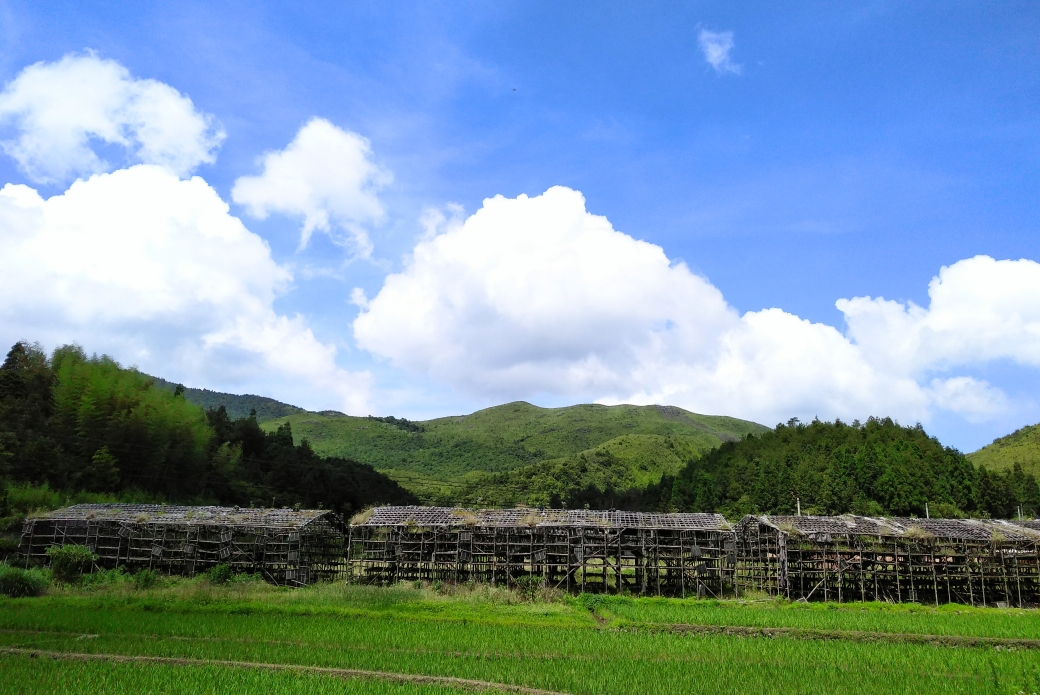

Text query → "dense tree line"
[0,342,416,517]
[669,417,1039,519]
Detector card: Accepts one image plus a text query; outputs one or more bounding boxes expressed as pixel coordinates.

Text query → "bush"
[0,563,48,597]
[513,575,542,601]
[0,534,19,558]
[46,544,97,583]
[133,568,160,589]
[929,501,967,519]
[80,566,130,588]
[206,563,233,585]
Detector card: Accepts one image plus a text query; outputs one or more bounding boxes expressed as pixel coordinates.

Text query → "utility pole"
[925,502,929,519]
[797,498,801,517]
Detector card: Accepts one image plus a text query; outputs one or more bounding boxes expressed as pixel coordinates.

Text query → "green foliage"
[452,434,701,509]
[49,345,213,495]
[263,402,766,479]
[366,414,424,432]
[202,564,263,586]
[149,375,306,422]
[3,481,158,518]
[0,342,213,496]
[79,566,131,589]
[969,422,1040,477]
[263,402,767,503]
[133,568,161,590]
[206,563,233,585]
[45,544,96,583]
[672,417,1040,518]
[0,563,47,597]
[0,341,416,517]
[512,575,542,601]
[203,408,417,516]
[928,501,966,519]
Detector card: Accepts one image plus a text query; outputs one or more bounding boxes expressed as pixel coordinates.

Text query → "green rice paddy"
[2,580,1039,694]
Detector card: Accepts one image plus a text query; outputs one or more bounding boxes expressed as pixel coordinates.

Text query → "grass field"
[3,578,1040,694]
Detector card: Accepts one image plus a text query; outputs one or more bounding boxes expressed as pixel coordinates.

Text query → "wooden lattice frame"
[735,515,1040,606]
[19,504,347,586]
[347,506,737,597]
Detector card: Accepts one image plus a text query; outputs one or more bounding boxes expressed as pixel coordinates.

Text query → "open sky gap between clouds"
[0,54,1038,447]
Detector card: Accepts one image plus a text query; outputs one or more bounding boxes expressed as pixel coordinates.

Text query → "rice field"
[2,581,1040,694]
[0,655,476,695]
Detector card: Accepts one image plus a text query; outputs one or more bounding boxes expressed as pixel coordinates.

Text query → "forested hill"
[149,376,306,422]
[969,423,1040,477]
[669,418,1040,519]
[0,342,416,517]
[263,402,767,476]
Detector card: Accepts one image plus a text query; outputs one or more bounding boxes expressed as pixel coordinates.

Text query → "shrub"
[929,502,967,519]
[513,575,542,601]
[80,566,130,588]
[0,534,19,558]
[46,544,97,583]
[206,564,233,585]
[133,568,160,589]
[0,563,48,597]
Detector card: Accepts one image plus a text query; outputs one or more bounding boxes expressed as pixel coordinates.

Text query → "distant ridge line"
[148,375,305,422]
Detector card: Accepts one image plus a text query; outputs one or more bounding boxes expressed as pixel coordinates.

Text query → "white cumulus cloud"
[0,53,224,184]
[0,165,371,414]
[837,255,1040,374]
[698,29,742,76]
[232,118,391,256]
[354,186,1038,426]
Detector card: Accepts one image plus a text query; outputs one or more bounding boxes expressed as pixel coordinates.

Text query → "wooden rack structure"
[736,514,1040,606]
[22,503,1040,604]
[347,506,736,597]
[19,504,346,586]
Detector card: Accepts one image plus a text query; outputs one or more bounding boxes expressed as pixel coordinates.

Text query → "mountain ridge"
[148,375,307,422]
[259,400,769,503]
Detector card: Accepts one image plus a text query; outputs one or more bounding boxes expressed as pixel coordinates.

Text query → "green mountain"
[149,376,307,422]
[261,402,769,504]
[969,423,1040,477]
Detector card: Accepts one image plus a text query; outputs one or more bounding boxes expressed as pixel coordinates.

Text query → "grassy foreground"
[2,579,1040,694]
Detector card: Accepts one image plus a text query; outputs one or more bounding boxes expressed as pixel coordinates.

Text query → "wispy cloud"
[698,29,742,75]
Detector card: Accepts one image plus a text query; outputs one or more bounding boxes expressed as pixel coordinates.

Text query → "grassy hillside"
[261,401,767,504]
[262,401,766,476]
[149,375,306,422]
[969,423,1040,476]
[450,433,704,508]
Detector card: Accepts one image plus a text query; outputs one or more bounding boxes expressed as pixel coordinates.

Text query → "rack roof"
[355,506,730,531]
[738,514,1040,542]
[40,504,336,529]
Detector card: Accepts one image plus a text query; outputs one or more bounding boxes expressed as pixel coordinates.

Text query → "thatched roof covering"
[354,505,730,531]
[40,503,336,529]
[738,514,1040,542]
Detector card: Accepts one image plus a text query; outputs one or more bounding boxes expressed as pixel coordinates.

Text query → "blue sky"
[0,1,1037,452]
